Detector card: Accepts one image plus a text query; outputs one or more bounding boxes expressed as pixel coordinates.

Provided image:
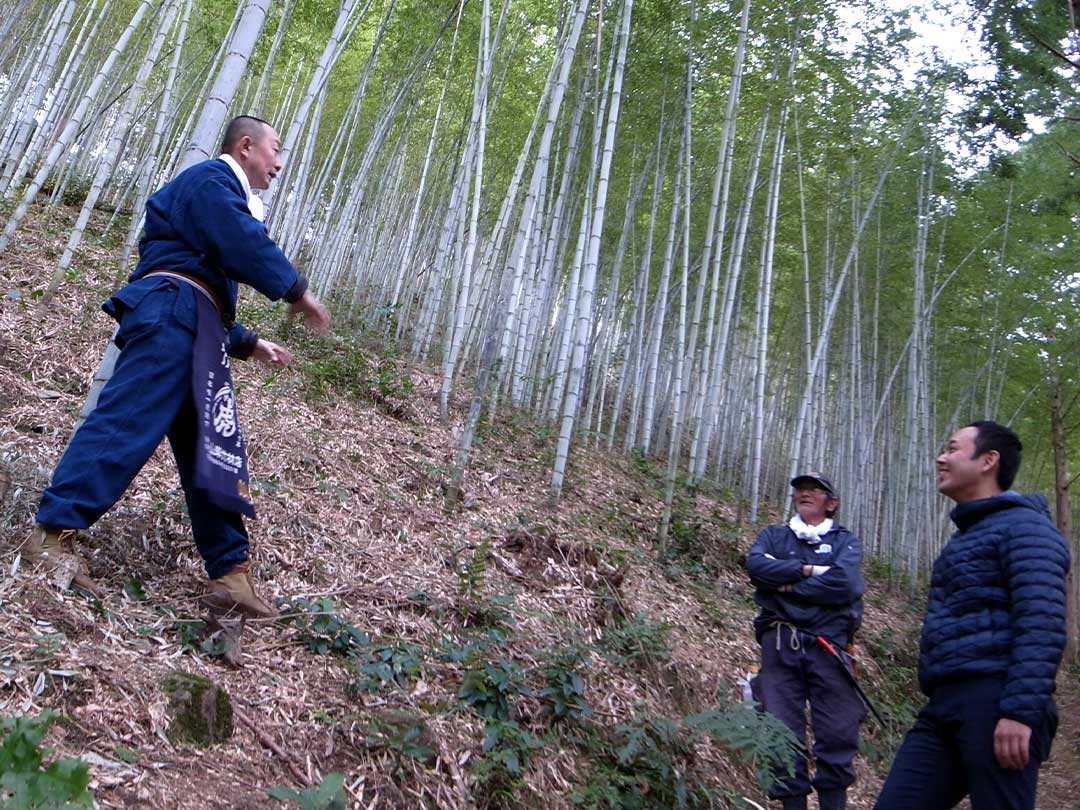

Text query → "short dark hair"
[220,116,272,153]
[966,420,1022,490]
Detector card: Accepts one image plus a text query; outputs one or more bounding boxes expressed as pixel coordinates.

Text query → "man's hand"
[288,289,331,334]
[251,339,293,368]
[993,717,1031,770]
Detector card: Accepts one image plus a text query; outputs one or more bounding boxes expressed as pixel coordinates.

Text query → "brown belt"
[144,270,224,317]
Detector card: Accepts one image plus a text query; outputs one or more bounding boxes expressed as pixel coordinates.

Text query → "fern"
[686,702,804,792]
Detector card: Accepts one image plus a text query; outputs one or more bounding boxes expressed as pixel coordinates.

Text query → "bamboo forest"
[0,0,1079,806]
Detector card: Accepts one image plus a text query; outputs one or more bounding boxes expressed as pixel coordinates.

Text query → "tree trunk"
[177,0,271,173]
[1051,366,1077,665]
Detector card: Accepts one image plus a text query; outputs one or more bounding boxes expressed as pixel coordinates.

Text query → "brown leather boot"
[20,525,105,599]
[202,561,277,619]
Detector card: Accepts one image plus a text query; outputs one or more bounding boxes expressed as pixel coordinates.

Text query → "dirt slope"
[0,205,1075,810]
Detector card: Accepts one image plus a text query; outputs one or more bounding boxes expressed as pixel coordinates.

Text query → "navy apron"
[191,291,255,518]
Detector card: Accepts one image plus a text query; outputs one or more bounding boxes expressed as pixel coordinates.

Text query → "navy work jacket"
[131,158,307,326]
[747,521,865,648]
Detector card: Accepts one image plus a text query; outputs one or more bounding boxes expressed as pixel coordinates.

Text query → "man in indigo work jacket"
[21,116,330,618]
[747,473,866,810]
[875,421,1069,810]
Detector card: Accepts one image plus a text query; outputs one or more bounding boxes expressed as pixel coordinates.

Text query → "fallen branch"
[234,706,313,787]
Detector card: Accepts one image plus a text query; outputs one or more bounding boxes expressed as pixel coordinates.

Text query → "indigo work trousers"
[758,626,865,800]
[874,677,1057,810]
[36,279,249,578]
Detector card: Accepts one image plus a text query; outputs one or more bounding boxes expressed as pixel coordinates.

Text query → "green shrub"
[454,538,517,630]
[480,719,543,775]
[267,772,347,809]
[858,625,922,765]
[170,619,233,660]
[570,703,802,808]
[362,714,436,769]
[298,335,413,416]
[459,660,529,721]
[278,597,370,656]
[439,627,512,665]
[662,497,746,580]
[472,720,543,810]
[687,702,803,792]
[571,716,703,810]
[351,641,425,693]
[599,613,672,665]
[457,536,490,602]
[537,648,593,723]
[0,711,94,809]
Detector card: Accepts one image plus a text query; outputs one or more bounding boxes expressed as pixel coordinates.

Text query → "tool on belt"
[816,635,886,727]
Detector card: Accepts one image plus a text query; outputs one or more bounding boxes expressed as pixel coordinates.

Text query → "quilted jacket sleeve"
[998,515,1070,727]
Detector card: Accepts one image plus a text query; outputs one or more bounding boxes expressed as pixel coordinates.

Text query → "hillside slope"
[1,205,1076,810]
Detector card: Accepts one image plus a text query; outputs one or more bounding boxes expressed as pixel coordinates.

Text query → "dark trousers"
[36,281,249,578]
[874,677,1057,810]
[758,626,865,799]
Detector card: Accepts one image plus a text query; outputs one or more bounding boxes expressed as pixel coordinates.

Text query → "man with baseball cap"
[746,472,866,810]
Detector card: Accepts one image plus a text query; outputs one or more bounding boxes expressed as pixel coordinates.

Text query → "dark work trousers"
[758,626,865,799]
[874,677,1057,810]
[35,280,249,579]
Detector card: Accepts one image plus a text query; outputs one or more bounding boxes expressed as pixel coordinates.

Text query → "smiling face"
[936,425,1002,503]
[792,483,837,526]
[235,123,282,190]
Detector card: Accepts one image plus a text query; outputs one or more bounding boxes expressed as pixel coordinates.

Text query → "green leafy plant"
[537,649,593,723]
[122,578,148,601]
[278,597,370,656]
[439,627,512,665]
[570,704,802,809]
[170,619,232,660]
[113,746,141,764]
[480,719,542,776]
[457,537,491,604]
[599,613,672,666]
[571,716,700,810]
[858,625,922,764]
[267,772,347,809]
[472,719,543,809]
[0,711,94,809]
[687,703,803,792]
[629,448,659,481]
[454,539,516,630]
[362,714,436,769]
[459,660,529,721]
[661,497,745,581]
[298,335,413,416]
[351,641,425,693]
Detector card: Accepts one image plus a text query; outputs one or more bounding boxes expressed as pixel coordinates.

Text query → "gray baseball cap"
[790,472,836,496]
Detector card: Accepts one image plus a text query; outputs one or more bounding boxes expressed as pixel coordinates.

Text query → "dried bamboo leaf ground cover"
[2,206,1076,810]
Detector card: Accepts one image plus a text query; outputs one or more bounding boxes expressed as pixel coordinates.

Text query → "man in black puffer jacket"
[747,472,866,810]
[875,421,1070,810]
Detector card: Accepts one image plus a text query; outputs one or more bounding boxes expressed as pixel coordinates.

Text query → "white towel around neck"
[219,153,264,221]
[788,515,833,544]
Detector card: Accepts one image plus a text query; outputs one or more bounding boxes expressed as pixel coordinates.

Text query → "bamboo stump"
[162,672,234,747]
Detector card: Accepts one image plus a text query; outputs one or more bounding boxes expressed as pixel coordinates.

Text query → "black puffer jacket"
[918,492,1070,728]
[747,522,864,647]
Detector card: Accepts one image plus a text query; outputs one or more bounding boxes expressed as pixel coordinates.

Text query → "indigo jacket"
[918,492,1070,728]
[123,158,307,356]
[747,522,865,647]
